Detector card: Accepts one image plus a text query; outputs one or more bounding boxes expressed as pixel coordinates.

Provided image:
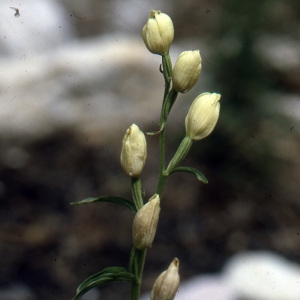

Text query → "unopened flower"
[151,258,180,300]
[120,124,147,178]
[185,92,221,141]
[142,10,174,55]
[132,194,160,250]
[172,50,202,93]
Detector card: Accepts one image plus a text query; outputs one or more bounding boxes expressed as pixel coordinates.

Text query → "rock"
[141,274,235,300]
[169,275,235,300]
[141,275,235,300]
[0,33,169,145]
[141,251,300,300]
[223,251,300,300]
[0,0,74,56]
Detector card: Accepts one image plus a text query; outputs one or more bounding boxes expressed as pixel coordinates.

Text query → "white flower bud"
[142,10,174,55]
[185,92,221,141]
[172,50,202,93]
[151,258,180,300]
[120,124,147,178]
[132,194,160,250]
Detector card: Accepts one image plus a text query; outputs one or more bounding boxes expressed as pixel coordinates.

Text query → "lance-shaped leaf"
[70,196,137,213]
[72,266,136,300]
[170,167,208,183]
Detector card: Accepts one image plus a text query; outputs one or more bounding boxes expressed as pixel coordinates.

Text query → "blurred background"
[0,0,300,299]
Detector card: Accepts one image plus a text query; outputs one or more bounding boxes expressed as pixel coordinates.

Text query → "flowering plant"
[71,9,221,300]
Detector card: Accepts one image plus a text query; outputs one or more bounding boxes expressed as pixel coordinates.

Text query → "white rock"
[172,275,235,300]
[223,251,300,300]
[0,0,74,56]
[0,33,175,145]
[141,274,236,300]
[142,252,300,300]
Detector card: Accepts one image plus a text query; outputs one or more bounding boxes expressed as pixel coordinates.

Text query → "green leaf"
[170,167,208,183]
[70,196,137,213]
[72,267,136,300]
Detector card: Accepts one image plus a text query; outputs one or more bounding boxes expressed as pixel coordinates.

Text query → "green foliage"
[170,167,208,184]
[71,196,137,213]
[72,267,135,300]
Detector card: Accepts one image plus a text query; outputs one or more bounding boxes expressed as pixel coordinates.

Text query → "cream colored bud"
[142,10,174,55]
[132,194,160,250]
[120,124,147,178]
[150,258,180,300]
[185,92,221,141]
[172,50,202,93]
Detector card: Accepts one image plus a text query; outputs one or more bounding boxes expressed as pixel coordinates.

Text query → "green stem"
[137,249,147,284]
[156,126,167,197]
[162,88,178,124]
[131,177,144,210]
[130,178,147,300]
[130,52,174,300]
[162,53,172,93]
[165,136,193,175]
[156,54,178,197]
[130,248,147,300]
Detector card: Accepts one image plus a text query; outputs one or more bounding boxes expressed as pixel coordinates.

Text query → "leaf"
[72,266,136,300]
[70,196,137,213]
[170,167,208,183]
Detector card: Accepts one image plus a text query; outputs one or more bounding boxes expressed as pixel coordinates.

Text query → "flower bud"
[172,50,202,93]
[150,258,180,300]
[132,194,160,250]
[185,92,221,141]
[142,10,174,55]
[120,124,147,178]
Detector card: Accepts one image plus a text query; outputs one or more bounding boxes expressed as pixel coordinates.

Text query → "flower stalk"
[165,136,193,176]
[72,9,222,300]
